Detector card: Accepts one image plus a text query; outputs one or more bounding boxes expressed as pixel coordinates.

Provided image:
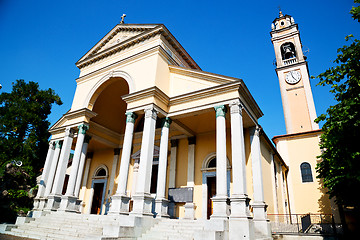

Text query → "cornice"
[272,129,322,143]
[169,65,234,85]
[76,24,200,71]
[89,121,122,141]
[49,108,97,133]
[122,86,170,107]
[169,81,241,106]
[271,29,300,42]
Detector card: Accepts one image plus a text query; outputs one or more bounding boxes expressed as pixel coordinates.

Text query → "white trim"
[83,70,135,109]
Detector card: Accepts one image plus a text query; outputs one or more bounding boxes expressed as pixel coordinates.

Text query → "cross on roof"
[120,14,126,24]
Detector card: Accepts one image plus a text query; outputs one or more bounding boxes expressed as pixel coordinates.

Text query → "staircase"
[8,212,114,240]
[138,219,205,240]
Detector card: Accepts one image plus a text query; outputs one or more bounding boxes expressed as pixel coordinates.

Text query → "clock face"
[285,71,301,84]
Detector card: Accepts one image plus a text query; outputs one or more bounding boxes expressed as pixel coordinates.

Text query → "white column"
[79,152,93,213]
[33,141,55,210]
[74,135,91,198]
[51,127,75,196]
[250,126,271,238]
[44,140,62,197]
[131,106,157,217]
[211,105,228,219]
[108,112,137,215]
[46,128,74,211]
[65,124,88,197]
[229,101,254,240]
[155,117,171,218]
[59,124,89,212]
[116,112,137,196]
[168,139,178,189]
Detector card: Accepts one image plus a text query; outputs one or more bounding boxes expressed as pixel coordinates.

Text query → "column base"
[130,193,154,217]
[107,194,131,215]
[58,195,80,212]
[44,194,61,211]
[251,201,271,239]
[33,197,40,210]
[229,217,254,240]
[230,195,251,218]
[155,198,169,218]
[183,202,196,220]
[211,196,228,219]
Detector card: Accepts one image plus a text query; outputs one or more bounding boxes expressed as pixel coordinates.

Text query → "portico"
[28,22,290,240]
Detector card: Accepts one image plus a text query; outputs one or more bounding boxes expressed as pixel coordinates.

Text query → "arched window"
[300,162,313,183]
[280,42,296,60]
[207,157,216,168]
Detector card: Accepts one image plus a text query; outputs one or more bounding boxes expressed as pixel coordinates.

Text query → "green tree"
[0,79,62,223]
[314,1,360,212]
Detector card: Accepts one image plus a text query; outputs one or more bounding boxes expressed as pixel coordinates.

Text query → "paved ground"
[0,234,35,240]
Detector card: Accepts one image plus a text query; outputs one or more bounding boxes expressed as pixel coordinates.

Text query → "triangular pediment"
[76,24,160,65]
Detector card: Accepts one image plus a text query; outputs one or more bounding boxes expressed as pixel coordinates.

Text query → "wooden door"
[90,182,104,215]
[207,176,216,219]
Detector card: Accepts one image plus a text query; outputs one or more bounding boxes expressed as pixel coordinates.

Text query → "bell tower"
[271,11,318,134]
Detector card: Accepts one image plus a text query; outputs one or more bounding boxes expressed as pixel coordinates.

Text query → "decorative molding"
[229,100,244,115]
[78,124,89,135]
[126,112,138,123]
[89,121,122,141]
[169,65,235,85]
[160,117,172,128]
[122,86,169,107]
[114,148,121,155]
[76,24,200,70]
[214,105,227,118]
[169,81,240,106]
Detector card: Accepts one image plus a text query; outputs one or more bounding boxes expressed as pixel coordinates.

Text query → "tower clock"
[271,11,318,134]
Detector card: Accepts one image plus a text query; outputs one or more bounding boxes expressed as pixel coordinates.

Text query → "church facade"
[27,13,335,239]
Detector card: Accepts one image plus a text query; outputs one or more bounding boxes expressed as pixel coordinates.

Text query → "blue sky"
[0,0,359,139]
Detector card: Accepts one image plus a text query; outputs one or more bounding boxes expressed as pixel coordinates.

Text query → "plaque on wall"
[168,187,193,203]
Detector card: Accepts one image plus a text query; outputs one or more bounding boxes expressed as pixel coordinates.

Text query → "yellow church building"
[9,12,337,240]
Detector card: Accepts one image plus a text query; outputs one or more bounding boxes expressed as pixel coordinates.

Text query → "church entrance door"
[207,176,216,219]
[90,181,105,214]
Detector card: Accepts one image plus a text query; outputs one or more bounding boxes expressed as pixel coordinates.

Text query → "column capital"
[229,101,244,115]
[170,139,178,148]
[214,105,227,118]
[161,117,172,128]
[144,107,158,120]
[84,135,92,144]
[125,112,138,123]
[252,126,261,137]
[49,141,56,150]
[188,136,196,145]
[78,124,89,135]
[55,140,63,149]
[87,152,94,159]
[114,148,121,155]
[65,127,75,138]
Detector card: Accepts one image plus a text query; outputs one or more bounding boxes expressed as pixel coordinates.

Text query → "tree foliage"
[315,2,360,209]
[0,79,62,222]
